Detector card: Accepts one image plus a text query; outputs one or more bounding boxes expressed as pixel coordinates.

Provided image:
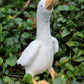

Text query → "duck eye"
[40,5,42,7]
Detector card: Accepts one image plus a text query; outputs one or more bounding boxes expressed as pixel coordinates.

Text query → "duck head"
[37,0,57,22]
[38,0,57,10]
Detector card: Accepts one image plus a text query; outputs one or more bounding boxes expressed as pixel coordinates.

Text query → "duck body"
[17,0,59,77]
[25,39,53,76]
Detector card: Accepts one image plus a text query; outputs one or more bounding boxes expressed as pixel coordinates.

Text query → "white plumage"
[17,0,59,77]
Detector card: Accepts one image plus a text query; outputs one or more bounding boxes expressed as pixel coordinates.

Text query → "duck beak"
[45,0,57,10]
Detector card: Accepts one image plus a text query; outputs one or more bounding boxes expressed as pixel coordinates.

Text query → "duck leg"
[32,78,37,84]
[49,68,65,80]
[32,78,49,84]
[49,68,57,79]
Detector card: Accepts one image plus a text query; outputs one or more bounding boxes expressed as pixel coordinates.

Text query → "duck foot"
[50,70,65,80]
[50,70,57,79]
[32,80,49,84]
[32,78,49,84]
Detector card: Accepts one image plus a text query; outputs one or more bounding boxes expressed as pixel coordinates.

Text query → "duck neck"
[36,12,51,44]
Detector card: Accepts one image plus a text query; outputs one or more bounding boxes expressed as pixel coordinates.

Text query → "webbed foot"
[32,78,49,84]
[49,68,65,80]
[50,69,57,79]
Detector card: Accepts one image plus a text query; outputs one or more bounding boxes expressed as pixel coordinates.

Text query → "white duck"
[17,0,59,83]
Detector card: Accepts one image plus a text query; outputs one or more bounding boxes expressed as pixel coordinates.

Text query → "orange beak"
[45,0,57,10]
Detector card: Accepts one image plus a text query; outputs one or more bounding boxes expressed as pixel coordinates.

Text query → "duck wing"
[17,40,41,66]
[52,37,59,54]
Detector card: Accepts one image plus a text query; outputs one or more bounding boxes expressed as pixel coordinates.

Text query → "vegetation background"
[0,0,84,84]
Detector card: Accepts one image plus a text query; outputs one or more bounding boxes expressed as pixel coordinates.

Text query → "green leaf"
[72,49,83,59]
[73,57,84,62]
[23,21,33,30]
[27,19,33,26]
[0,8,5,12]
[81,62,84,66]
[71,80,82,84]
[78,0,84,4]
[3,76,11,83]
[66,71,73,77]
[33,76,40,81]
[23,21,28,27]
[77,32,84,38]
[73,32,84,38]
[6,15,13,20]
[72,47,79,53]
[26,27,33,30]
[0,57,3,65]
[57,17,67,23]
[0,79,3,84]
[24,11,30,17]
[0,24,2,34]
[6,55,17,66]
[59,57,70,65]
[57,5,71,11]
[53,77,66,84]
[67,19,77,28]
[23,73,32,83]
[66,41,81,47]
[21,32,32,38]
[72,32,79,37]
[14,18,23,26]
[61,28,70,37]
[2,31,9,37]
[4,38,14,47]
[65,63,74,71]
